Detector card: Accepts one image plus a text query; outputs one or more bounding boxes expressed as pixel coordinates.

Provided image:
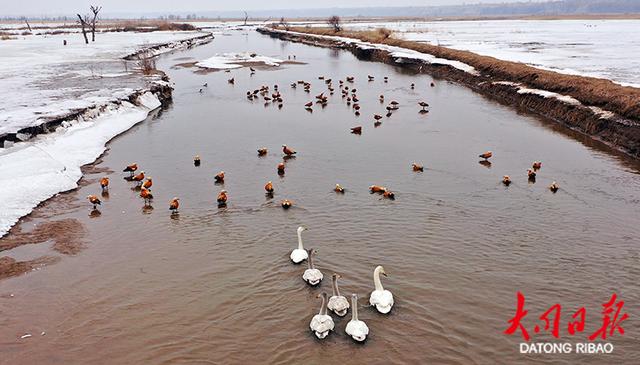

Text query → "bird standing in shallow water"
[123,163,137,176]
[169,197,179,213]
[527,169,537,181]
[282,144,296,156]
[130,171,145,185]
[503,175,511,186]
[194,155,201,166]
[257,147,268,156]
[142,177,153,190]
[549,181,559,193]
[277,163,285,175]
[140,188,153,205]
[412,163,424,172]
[100,177,109,191]
[479,151,492,160]
[334,184,344,193]
[87,195,101,209]
[351,126,362,134]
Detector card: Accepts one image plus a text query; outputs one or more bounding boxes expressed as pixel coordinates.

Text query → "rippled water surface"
[1,30,639,364]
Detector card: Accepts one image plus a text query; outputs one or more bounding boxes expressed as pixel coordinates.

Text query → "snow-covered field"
[0,30,208,137]
[0,29,211,237]
[341,19,640,87]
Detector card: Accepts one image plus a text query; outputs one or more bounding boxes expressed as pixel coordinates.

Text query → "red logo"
[504,291,628,341]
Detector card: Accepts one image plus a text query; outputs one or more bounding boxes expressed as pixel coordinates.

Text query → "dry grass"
[114,20,197,32]
[285,26,640,121]
[138,56,157,75]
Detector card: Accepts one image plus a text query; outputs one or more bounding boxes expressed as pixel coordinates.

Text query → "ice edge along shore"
[258,27,640,159]
[0,33,213,238]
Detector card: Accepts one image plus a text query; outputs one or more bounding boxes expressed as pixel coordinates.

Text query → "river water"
[0,30,639,364]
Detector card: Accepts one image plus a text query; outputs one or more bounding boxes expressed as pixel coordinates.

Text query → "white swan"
[309,292,334,339]
[369,265,394,314]
[345,294,369,342]
[327,273,350,316]
[290,226,308,264]
[302,249,323,286]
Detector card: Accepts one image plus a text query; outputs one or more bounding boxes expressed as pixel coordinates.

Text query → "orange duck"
[369,185,387,194]
[277,163,285,175]
[281,199,293,209]
[258,147,268,156]
[217,190,228,206]
[351,126,362,134]
[527,169,537,180]
[503,175,512,186]
[123,163,137,176]
[142,177,153,190]
[334,184,345,193]
[383,191,395,200]
[100,177,109,191]
[282,145,296,156]
[532,161,542,170]
[131,171,145,185]
[265,181,274,194]
[549,181,559,193]
[140,188,153,205]
[87,195,101,209]
[479,151,492,160]
[169,197,180,213]
[412,163,424,172]
[215,171,225,183]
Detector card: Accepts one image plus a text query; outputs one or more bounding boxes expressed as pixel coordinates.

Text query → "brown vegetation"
[283,26,640,122]
[114,20,197,32]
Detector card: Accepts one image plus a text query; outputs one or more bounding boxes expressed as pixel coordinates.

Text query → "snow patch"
[196,52,284,69]
[0,93,161,238]
[265,28,478,75]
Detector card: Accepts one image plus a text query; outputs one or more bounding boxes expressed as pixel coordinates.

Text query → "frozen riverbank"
[259,26,640,159]
[0,30,212,143]
[0,30,213,237]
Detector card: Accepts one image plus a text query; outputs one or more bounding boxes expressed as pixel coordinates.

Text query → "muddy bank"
[258,27,640,158]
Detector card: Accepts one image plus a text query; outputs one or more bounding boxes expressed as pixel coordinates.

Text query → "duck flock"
[83,68,563,342]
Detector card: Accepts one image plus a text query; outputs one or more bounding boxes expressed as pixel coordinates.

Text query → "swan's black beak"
[382,272,388,277]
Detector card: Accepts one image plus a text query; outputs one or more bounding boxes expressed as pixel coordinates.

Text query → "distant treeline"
[3,0,640,20]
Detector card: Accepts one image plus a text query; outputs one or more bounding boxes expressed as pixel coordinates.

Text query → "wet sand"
[0,30,639,364]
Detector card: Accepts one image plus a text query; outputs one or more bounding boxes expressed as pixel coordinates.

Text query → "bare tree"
[279,17,290,31]
[77,13,90,44]
[243,11,248,26]
[327,15,342,32]
[89,5,102,42]
[22,17,32,32]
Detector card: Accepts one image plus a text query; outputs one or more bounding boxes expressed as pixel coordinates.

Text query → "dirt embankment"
[258,26,640,158]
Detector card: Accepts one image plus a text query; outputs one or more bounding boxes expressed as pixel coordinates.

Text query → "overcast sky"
[5,0,544,16]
